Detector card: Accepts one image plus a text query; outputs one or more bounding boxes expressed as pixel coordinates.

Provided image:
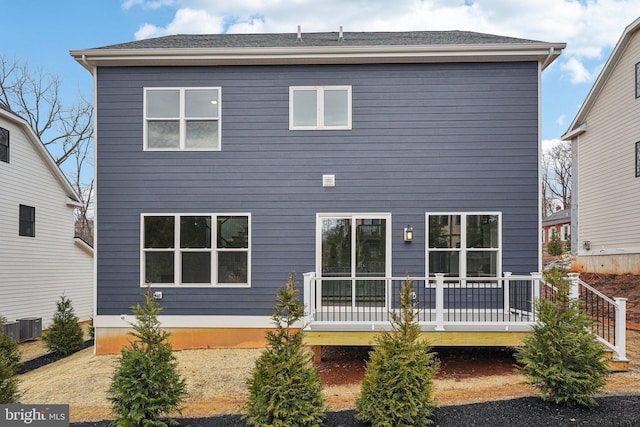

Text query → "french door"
[318,214,391,307]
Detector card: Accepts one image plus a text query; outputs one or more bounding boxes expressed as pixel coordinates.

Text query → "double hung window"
[0,126,8,163]
[290,86,351,130]
[427,213,501,277]
[636,62,640,99]
[142,214,250,286]
[19,205,35,237]
[144,87,221,150]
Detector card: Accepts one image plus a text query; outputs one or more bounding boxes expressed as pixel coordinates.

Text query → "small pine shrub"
[547,230,564,256]
[0,316,22,403]
[516,269,609,408]
[42,296,84,355]
[244,274,325,427]
[356,279,439,426]
[108,287,187,427]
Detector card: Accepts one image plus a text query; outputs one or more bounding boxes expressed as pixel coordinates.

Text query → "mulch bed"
[71,395,640,426]
[17,340,94,374]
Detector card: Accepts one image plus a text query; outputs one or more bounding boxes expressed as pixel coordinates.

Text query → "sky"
[2,0,640,163]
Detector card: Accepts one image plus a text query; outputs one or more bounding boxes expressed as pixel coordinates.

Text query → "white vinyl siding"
[575,30,640,253]
[0,115,93,328]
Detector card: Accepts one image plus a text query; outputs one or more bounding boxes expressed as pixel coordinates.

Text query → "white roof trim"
[562,17,640,141]
[0,108,81,203]
[71,42,565,72]
[74,237,94,256]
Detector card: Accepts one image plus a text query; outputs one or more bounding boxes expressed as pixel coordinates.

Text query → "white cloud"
[556,114,566,127]
[127,0,640,89]
[560,57,594,84]
[542,138,563,153]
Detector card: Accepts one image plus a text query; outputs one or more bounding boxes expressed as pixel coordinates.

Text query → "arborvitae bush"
[108,287,187,427]
[42,296,84,355]
[0,316,22,403]
[244,274,325,427]
[356,279,439,426]
[516,269,609,408]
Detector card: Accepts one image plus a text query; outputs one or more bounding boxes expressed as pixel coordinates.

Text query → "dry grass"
[16,330,640,423]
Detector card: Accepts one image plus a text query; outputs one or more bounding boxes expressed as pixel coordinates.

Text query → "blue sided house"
[71,28,625,364]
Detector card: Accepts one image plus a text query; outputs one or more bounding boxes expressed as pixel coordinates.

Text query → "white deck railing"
[302,272,627,361]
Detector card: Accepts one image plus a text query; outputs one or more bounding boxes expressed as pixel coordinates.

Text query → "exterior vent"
[2,321,20,342]
[583,241,591,251]
[322,174,336,187]
[297,25,302,41]
[17,317,42,342]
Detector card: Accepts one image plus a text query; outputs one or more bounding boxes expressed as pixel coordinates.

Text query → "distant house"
[0,105,93,330]
[72,29,573,355]
[542,208,571,247]
[562,16,640,274]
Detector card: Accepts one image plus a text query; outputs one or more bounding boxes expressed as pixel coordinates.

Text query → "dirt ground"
[16,273,640,423]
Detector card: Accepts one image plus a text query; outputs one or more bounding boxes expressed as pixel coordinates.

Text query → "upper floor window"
[427,213,501,277]
[144,87,221,151]
[289,86,351,130]
[636,62,640,99]
[0,126,8,163]
[19,204,35,237]
[142,213,250,287]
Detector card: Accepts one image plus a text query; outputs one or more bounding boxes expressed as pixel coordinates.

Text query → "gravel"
[71,394,640,427]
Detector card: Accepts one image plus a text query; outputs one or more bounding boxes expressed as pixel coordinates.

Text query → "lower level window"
[142,213,250,286]
[426,212,501,277]
[19,204,35,237]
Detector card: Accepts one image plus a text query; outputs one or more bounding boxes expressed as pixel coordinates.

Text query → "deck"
[302,272,628,367]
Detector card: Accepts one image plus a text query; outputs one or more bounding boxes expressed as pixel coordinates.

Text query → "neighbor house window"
[144,87,221,150]
[636,62,640,98]
[426,213,501,277]
[19,205,35,237]
[290,86,351,130]
[561,224,570,241]
[0,126,8,163]
[142,213,250,286]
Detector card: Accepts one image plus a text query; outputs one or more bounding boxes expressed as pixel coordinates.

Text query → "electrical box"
[2,321,19,341]
[17,317,42,342]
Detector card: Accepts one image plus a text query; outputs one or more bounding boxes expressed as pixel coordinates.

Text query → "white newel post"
[615,297,628,361]
[531,272,542,302]
[435,273,445,331]
[503,272,512,312]
[568,273,580,300]
[303,272,316,327]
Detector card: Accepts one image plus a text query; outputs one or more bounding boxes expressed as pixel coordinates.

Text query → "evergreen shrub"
[108,287,187,427]
[516,268,609,408]
[244,274,325,427]
[42,296,84,355]
[356,279,439,426]
[0,315,22,403]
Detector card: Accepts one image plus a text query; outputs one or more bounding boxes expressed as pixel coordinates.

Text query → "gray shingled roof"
[95,30,543,50]
[542,208,571,226]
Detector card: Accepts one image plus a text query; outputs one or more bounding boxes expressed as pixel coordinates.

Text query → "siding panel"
[96,62,539,316]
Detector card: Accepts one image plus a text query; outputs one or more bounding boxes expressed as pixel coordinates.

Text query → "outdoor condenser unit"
[2,321,20,341]
[17,317,42,342]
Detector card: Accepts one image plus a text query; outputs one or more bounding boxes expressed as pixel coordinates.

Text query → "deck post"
[435,273,445,331]
[568,272,580,300]
[531,272,542,307]
[303,272,316,327]
[614,297,628,361]
[503,272,512,312]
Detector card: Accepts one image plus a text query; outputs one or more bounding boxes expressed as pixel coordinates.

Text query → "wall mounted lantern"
[403,225,414,242]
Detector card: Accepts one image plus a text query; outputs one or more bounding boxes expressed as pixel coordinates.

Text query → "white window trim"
[140,213,251,288]
[289,86,352,130]
[315,213,392,277]
[143,87,222,151]
[425,212,502,277]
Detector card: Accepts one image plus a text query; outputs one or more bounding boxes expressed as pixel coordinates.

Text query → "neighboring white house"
[0,105,93,329]
[562,16,640,274]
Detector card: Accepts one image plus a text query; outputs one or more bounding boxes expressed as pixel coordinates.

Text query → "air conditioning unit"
[2,321,20,341]
[17,317,42,342]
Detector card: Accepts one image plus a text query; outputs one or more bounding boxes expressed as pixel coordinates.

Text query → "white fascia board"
[74,238,94,256]
[561,123,587,141]
[71,42,565,70]
[94,315,283,329]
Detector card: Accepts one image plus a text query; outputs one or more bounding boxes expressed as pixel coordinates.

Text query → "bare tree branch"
[542,141,572,216]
